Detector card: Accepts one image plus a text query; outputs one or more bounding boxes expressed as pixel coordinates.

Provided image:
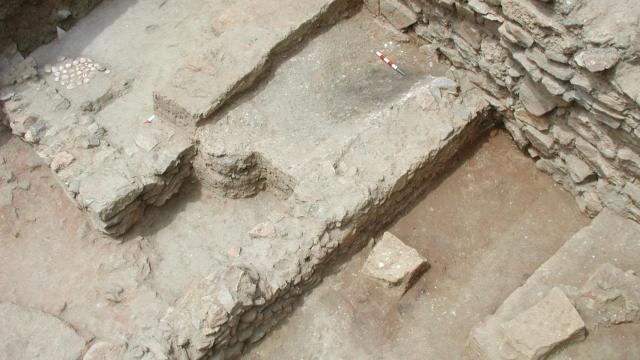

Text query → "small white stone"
[44,64,52,73]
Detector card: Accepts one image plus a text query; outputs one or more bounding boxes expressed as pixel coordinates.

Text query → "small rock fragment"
[362,232,429,294]
[50,151,75,172]
[574,48,619,73]
[249,222,276,238]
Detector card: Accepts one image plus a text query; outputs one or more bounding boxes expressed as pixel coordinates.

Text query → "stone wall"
[367,0,640,222]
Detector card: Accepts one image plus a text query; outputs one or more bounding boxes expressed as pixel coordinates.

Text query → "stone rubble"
[366,0,640,223]
[362,231,430,294]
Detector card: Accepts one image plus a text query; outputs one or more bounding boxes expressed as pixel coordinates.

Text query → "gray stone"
[380,0,418,30]
[613,61,640,106]
[362,232,429,293]
[617,147,640,176]
[564,154,594,183]
[501,287,586,360]
[430,76,459,98]
[518,78,557,117]
[623,182,640,205]
[498,22,534,48]
[522,125,554,156]
[526,47,574,81]
[514,108,549,131]
[574,48,619,73]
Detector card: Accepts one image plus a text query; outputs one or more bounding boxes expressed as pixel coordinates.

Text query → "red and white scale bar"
[375,51,407,76]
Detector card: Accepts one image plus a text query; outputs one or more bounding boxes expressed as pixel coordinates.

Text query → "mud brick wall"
[368,0,640,222]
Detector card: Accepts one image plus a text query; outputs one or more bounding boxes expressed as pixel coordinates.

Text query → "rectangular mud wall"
[368,0,640,222]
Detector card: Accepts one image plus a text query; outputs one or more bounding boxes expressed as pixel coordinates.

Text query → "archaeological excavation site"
[2,0,640,359]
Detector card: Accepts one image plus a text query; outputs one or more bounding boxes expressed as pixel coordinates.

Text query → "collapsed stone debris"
[362,231,430,294]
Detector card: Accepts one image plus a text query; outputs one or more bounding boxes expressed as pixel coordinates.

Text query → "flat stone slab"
[153,0,355,127]
[0,302,86,360]
[468,210,640,359]
[362,231,429,293]
[501,287,585,360]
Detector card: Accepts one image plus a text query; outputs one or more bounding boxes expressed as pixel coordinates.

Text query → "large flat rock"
[468,210,640,359]
[153,0,356,127]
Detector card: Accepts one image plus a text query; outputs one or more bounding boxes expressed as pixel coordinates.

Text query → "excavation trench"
[2,0,640,359]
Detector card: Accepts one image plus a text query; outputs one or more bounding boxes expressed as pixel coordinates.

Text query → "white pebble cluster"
[43,56,110,90]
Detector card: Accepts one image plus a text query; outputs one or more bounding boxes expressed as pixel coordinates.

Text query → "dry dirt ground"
[245,130,590,360]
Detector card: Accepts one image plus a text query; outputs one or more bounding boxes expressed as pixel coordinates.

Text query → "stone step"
[152,0,358,127]
[0,0,357,236]
[467,210,640,359]
[159,12,497,359]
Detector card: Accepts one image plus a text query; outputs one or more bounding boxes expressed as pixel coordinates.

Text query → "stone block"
[518,78,557,116]
[362,232,429,293]
[380,0,418,30]
[523,125,555,156]
[564,153,594,183]
[501,287,586,360]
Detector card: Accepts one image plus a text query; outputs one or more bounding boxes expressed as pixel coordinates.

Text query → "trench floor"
[245,130,590,360]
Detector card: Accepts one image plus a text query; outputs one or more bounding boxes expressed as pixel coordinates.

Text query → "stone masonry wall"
[367,0,640,222]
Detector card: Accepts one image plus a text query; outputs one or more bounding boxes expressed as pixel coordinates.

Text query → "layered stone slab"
[467,210,640,359]
[152,0,357,127]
